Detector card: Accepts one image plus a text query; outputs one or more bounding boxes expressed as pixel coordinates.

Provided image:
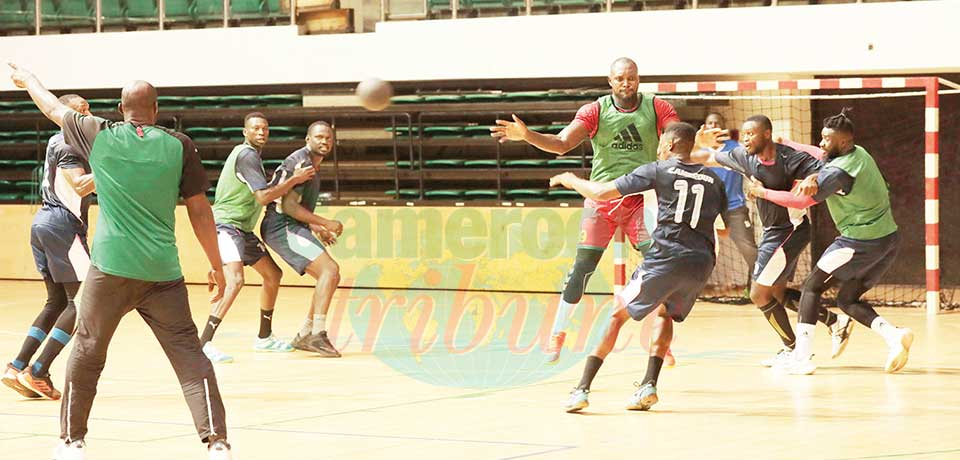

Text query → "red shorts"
[578,194,650,250]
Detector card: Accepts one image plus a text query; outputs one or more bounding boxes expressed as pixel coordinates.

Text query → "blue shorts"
[31,206,90,283]
[816,231,899,289]
[753,220,811,287]
[618,253,715,323]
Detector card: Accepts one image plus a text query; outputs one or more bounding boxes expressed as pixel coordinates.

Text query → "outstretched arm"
[8,63,71,128]
[490,114,590,155]
[549,172,621,201]
[252,167,314,205]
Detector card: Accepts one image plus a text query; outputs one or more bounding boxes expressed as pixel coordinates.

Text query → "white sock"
[870,316,898,343]
[299,318,312,337]
[551,300,577,336]
[312,314,326,334]
[793,323,816,361]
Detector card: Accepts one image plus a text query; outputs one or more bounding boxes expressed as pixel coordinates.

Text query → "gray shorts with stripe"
[261,216,326,275]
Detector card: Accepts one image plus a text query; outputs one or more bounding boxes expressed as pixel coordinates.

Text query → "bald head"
[119,80,158,123]
[610,57,638,75]
[607,57,639,108]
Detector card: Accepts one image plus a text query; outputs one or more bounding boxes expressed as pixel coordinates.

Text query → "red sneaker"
[2,363,40,399]
[546,332,566,365]
[17,369,61,400]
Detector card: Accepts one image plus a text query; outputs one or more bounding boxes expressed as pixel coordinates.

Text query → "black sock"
[760,299,796,349]
[13,279,67,370]
[783,288,837,327]
[258,309,274,339]
[33,283,79,377]
[200,316,222,345]
[642,356,664,386]
[577,356,603,390]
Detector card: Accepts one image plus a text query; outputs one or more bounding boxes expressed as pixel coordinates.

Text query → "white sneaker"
[884,327,914,374]
[829,314,855,359]
[203,342,234,364]
[780,356,817,375]
[761,348,793,367]
[253,334,294,353]
[208,440,233,460]
[53,440,86,460]
[564,388,589,413]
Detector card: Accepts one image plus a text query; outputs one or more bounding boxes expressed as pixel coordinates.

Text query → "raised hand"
[490,114,530,143]
[8,62,34,89]
[695,125,730,150]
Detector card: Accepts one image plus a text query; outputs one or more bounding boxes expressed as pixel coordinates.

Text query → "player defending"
[261,121,343,357]
[748,109,913,374]
[491,57,680,364]
[10,63,233,459]
[3,95,95,400]
[703,112,758,289]
[692,115,853,367]
[203,112,317,363]
[553,122,727,412]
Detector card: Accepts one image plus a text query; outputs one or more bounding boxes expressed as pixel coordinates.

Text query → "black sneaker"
[309,331,341,358]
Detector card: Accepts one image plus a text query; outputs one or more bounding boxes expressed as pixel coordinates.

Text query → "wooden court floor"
[1,279,958,460]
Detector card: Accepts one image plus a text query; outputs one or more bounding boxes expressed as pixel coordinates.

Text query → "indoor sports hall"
[1,1,959,458]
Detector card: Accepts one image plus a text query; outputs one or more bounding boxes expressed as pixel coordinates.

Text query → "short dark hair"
[705,112,724,122]
[823,107,855,135]
[244,112,268,124]
[307,120,333,133]
[745,114,773,132]
[662,121,697,154]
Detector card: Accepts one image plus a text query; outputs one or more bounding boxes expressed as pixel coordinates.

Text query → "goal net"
[618,77,960,313]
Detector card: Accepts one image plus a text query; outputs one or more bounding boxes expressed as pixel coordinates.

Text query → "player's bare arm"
[549,172,621,201]
[252,165,315,205]
[8,63,71,128]
[490,114,590,155]
[184,194,226,302]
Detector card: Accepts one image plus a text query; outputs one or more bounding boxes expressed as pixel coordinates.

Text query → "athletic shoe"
[664,348,677,368]
[829,314,855,359]
[545,332,566,365]
[2,363,40,399]
[53,439,86,460]
[309,331,341,358]
[208,439,232,460]
[17,369,61,400]
[626,382,658,411]
[884,327,914,374]
[761,348,793,368]
[781,356,817,375]
[253,335,294,353]
[202,342,234,364]
[290,332,313,351]
[564,388,589,413]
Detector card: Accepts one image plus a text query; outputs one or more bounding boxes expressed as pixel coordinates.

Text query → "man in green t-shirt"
[749,109,913,375]
[201,112,315,364]
[10,63,233,459]
[491,57,680,365]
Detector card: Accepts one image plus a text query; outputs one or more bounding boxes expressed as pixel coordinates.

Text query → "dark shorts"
[31,206,90,283]
[753,220,811,287]
[617,253,715,323]
[578,194,650,251]
[216,223,268,267]
[816,231,900,289]
[261,218,325,276]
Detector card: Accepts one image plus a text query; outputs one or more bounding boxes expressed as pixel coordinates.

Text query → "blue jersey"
[614,157,728,260]
[708,140,745,211]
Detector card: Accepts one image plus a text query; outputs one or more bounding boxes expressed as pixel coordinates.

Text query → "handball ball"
[356,78,394,111]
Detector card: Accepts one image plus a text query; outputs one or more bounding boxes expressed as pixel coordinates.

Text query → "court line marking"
[499,446,578,459]
[828,449,960,460]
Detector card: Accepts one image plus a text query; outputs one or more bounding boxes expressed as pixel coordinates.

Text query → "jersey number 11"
[673,180,704,228]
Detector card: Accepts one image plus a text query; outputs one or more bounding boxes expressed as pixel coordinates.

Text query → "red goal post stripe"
[636,77,934,93]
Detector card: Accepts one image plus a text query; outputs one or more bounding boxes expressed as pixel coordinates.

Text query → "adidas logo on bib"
[611,125,645,151]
